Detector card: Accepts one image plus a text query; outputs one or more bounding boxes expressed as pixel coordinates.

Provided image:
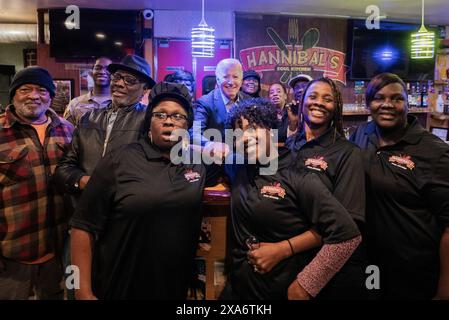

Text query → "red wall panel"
[155,39,232,99]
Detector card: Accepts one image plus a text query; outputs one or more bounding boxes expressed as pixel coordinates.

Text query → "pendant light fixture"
[191,0,215,58]
[411,0,435,59]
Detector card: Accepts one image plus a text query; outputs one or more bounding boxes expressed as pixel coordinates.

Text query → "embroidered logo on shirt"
[260,182,286,200]
[388,154,415,170]
[305,156,328,172]
[184,169,201,183]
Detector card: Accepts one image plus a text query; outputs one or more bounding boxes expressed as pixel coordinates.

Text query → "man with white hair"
[192,58,250,156]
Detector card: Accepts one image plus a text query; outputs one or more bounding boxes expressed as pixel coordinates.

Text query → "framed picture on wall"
[23,49,37,67]
[51,79,74,115]
[435,53,449,81]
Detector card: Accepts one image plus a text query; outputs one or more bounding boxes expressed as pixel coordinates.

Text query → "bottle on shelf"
[443,85,449,115]
[354,81,365,110]
[407,82,413,106]
[421,82,428,108]
[428,80,435,94]
[436,91,445,113]
[406,82,411,105]
[408,83,417,107]
[415,82,421,108]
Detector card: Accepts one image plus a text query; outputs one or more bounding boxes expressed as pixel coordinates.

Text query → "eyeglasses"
[111,73,141,86]
[151,112,188,123]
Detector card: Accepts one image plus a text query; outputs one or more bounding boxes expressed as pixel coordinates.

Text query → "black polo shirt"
[277,107,289,143]
[70,137,219,299]
[350,115,449,299]
[286,127,365,224]
[224,147,360,299]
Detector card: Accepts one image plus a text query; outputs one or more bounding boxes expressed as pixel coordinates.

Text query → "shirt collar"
[139,136,165,160]
[107,101,145,113]
[139,136,194,165]
[365,114,423,146]
[86,90,94,101]
[2,104,62,129]
[277,146,295,170]
[220,90,239,108]
[88,90,112,104]
[292,126,340,149]
[401,115,425,144]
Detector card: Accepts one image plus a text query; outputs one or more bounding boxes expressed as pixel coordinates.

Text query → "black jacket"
[55,102,147,195]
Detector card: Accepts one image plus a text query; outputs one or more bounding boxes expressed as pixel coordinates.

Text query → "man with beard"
[63,57,112,125]
[55,54,155,197]
[54,55,155,299]
[0,66,73,299]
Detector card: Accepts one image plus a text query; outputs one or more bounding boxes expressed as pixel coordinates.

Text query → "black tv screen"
[49,8,139,59]
[349,20,435,81]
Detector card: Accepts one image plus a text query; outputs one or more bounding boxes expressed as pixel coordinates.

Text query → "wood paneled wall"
[36,43,81,96]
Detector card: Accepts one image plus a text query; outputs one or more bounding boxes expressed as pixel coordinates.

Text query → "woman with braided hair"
[281,77,371,299]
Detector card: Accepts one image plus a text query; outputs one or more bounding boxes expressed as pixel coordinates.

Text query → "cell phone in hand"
[287,102,299,115]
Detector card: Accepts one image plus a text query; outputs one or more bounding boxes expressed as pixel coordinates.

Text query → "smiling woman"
[298,78,344,140]
[285,77,369,299]
[350,73,449,299]
[221,98,362,300]
[364,73,408,142]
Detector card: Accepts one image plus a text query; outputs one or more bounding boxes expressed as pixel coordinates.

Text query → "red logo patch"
[305,156,328,172]
[184,169,201,182]
[388,154,415,170]
[261,182,286,200]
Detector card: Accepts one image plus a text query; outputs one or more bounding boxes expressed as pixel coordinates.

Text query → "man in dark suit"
[192,58,250,159]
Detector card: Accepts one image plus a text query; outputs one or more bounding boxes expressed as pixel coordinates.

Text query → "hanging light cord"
[200,0,207,25]
[421,0,424,27]
[202,0,205,22]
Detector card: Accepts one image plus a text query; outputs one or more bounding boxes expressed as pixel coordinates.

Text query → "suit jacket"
[191,89,251,146]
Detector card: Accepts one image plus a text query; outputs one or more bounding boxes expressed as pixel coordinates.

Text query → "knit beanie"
[9,66,56,99]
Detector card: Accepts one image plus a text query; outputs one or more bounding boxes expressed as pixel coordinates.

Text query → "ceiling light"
[191,0,215,58]
[411,0,435,59]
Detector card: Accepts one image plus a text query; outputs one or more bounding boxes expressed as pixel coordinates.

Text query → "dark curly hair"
[298,77,345,140]
[226,98,278,130]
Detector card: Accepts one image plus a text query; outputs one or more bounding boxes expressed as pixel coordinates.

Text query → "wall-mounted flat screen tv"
[349,19,436,81]
[49,8,140,59]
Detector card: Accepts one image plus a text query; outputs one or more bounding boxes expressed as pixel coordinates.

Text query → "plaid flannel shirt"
[0,106,73,262]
